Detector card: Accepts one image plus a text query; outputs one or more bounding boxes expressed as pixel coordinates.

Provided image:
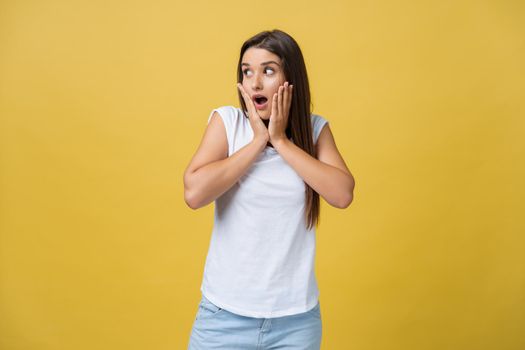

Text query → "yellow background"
[1,0,524,349]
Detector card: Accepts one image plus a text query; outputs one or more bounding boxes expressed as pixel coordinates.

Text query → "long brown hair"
[236,29,320,230]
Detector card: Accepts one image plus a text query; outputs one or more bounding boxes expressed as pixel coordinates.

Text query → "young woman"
[184,29,355,349]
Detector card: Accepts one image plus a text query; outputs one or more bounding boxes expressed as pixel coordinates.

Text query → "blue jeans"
[188,294,322,349]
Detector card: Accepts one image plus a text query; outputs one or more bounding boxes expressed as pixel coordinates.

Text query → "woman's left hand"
[268,81,293,144]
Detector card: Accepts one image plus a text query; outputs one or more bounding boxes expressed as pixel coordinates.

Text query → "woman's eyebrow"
[241,61,280,67]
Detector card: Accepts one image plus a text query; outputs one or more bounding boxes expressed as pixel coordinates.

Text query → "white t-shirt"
[200,105,329,318]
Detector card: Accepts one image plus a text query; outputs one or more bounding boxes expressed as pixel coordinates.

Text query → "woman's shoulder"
[207,105,244,124]
[209,105,242,117]
[310,113,329,130]
[310,113,329,144]
[310,113,328,124]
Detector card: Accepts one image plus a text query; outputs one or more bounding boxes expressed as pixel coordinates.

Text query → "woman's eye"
[242,67,275,76]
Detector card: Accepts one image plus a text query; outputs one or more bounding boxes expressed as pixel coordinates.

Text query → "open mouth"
[255,96,268,104]
[253,95,269,109]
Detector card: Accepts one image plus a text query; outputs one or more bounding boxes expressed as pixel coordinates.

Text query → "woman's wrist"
[252,136,269,149]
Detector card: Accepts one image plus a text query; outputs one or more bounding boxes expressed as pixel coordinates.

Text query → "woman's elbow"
[336,177,355,208]
[184,189,201,210]
[335,176,355,208]
[336,192,353,209]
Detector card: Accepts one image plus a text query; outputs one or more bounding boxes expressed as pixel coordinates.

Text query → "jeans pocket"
[196,295,224,321]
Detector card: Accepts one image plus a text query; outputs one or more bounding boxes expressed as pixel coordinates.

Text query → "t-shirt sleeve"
[311,114,329,144]
[206,106,237,156]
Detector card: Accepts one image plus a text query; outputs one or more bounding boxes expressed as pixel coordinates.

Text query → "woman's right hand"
[237,83,270,144]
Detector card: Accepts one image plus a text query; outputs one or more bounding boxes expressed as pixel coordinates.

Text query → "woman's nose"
[251,72,263,90]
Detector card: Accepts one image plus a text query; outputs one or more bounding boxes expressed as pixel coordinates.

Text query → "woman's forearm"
[184,138,267,209]
[273,138,354,208]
